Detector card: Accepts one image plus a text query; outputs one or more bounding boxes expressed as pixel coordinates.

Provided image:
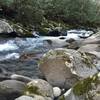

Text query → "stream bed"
[0,29,95,78]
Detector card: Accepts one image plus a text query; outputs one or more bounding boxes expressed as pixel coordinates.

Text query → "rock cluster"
[0,76,55,100]
[0,19,100,100]
[0,45,97,100]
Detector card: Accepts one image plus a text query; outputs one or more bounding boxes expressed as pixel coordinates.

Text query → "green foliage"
[39,18,69,34]
[40,0,100,26]
[0,0,100,32]
[12,0,44,26]
[0,0,14,7]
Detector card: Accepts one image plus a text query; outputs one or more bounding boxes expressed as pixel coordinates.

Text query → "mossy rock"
[39,48,79,89]
[24,79,54,98]
[39,49,72,64]
[58,95,65,100]
[25,85,42,97]
[73,73,99,96]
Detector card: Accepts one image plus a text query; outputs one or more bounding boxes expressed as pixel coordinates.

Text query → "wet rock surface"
[39,48,98,89]
[0,19,99,100]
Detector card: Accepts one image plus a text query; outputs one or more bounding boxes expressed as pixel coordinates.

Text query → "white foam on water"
[67,29,94,39]
[66,33,80,40]
[0,29,93,52]
[0,40,19,52]
[15,38,43,48]
[5,53,20,59]
[0,53,20,61]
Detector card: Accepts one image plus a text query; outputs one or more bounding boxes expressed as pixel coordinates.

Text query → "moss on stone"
[73,73,99,96]
[58,95,65,100]
[39,49,72,65]
[24,85,42,96]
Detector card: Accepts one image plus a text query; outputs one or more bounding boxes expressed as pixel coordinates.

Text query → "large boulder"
[78,44,100,59]
[58,73,100,100]
[78,31,100,70]
[0,20,13,33]
[81,31,100,45]
[0,20,20,37]
[0,19,35,37]
[39,48,98,89]
[79,30,100,55]
[0,80,26,100]
[25,79,54,99]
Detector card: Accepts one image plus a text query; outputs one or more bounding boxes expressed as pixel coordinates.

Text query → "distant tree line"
[0,0,100,28]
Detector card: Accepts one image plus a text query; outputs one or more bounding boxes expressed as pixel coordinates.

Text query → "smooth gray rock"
[0,20,13,33]
[78,44,100,59]
[81,31,100,45]
[0,80,26,100]
[11,74,32,83]
[15,95,34,100]
[39,49,78,89]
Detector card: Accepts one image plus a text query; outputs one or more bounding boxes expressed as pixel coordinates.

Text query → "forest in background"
[0,0,100,34]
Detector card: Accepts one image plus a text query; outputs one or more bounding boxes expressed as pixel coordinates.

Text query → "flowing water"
[0,29,94,78]
[0,37,50,78]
